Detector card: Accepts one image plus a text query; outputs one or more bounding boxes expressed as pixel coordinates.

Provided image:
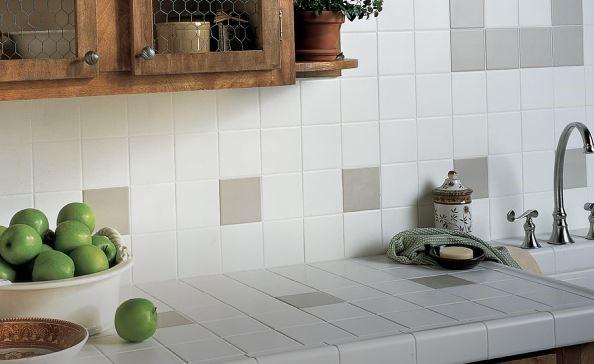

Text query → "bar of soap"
[440,246,474,260]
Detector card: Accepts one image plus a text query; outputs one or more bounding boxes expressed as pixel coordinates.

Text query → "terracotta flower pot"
[295,10,345,62]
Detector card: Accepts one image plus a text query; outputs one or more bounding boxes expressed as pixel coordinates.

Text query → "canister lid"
[432,171,473,204]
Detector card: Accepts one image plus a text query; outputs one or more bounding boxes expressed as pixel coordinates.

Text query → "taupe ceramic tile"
[451,29,486,72]
[342,167,380,213]
[564,148,587,189]
[157,311,194,329]
[453,157,489,199]
[520,28,553,68]
[486,29,519,70]
[552,0,583,25]
[277,292,344,309]
[450,0,484,28]
[553,26,584,66]
[219,177,261,225]
[83,187,130,234]
[411,275,474,289]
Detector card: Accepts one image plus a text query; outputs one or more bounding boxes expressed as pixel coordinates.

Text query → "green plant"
[294,0,384,20]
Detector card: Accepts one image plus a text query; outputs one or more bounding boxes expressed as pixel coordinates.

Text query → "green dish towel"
[386,228,522,270]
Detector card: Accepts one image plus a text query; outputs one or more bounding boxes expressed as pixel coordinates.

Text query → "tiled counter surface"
[78,256,594,364]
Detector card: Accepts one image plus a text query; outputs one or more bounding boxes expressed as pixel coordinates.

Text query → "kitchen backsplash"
[1,0,594,283]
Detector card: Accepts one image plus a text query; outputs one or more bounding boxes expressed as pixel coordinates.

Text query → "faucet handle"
[507,210,541,249]
[584,203,594,240]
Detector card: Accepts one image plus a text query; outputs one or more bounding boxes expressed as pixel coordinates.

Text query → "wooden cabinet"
[0,0,294,100]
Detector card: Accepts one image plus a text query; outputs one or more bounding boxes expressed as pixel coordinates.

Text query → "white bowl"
[0,228,133,336]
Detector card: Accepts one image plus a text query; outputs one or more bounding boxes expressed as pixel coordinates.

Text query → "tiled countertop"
[78,256,594,364]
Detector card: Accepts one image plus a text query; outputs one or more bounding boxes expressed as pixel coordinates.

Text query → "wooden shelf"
[295,58,358,78]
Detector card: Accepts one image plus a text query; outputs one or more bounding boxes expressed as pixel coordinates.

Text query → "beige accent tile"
[343,167,380,213]
[219,177,262,226]
[83,187,130,234]
[157,311,194,329]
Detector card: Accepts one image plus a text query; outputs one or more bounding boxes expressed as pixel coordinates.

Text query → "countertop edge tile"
[413,322,488,364]
[335,333,416,364]
[551,305,594,347]
[254,345,339,364]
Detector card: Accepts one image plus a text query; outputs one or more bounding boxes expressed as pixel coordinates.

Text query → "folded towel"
[386,228,522,269]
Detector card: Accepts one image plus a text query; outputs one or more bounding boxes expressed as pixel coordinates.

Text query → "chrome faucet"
[550,122,594,245]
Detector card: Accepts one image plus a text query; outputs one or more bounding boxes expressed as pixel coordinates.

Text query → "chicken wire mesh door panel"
[0,0,98,82]
[131,0,281,76]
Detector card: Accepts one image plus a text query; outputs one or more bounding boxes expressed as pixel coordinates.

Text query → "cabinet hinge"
[279,10,283,41]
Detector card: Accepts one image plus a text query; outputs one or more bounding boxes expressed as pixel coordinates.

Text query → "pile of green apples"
[0,202,118,282]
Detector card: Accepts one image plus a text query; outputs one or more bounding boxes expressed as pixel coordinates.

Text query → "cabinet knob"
[83,51,99,66]
[139,47,156,60]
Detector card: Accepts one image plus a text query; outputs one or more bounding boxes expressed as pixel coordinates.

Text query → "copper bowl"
[0,318,88,363]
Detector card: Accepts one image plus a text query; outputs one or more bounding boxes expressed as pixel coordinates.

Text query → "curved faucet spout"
[550,122,594,245]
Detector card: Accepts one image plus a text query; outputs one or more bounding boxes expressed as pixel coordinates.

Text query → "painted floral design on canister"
[432,171,473,233]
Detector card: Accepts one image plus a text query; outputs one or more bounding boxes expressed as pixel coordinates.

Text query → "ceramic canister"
[432,171,473,233]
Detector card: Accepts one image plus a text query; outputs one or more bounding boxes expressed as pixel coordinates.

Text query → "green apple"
[115,298,157,342]
[32,250,75,282]
[69,245,109,276]
[0,226,6,239]
[92,235,117,265]
[54,221,92,253]
[0,224,42,265]
[57,202,95,233]
[0,256,16,281]
[24,244,54,276]
[10,209,49,237]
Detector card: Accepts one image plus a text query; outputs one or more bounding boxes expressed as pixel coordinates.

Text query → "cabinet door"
[0,0,98,82]
[131,0,281,75]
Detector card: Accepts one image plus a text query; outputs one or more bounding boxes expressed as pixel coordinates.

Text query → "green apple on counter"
[57,202,96,233]
[69,245,109,276]
[32,250,75,282]
[0,224,42,265]
[9,208,49,237]
[115,298,158,342]
[54,220,92,252]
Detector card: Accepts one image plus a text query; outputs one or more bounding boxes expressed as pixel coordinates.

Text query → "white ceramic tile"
[379,76,417,120]
[254,309,322,330]
[219,130,261,178]
[554,108,588,149]
[382,163,418,208]
[415,31,451,74]
[174,132,218,181]
[429,301,504,321]
[176,180,219,229]
[324,284,388,301]
[586,67,594,104]
[378,32,415,75]
[382,308,456,329]
[304,302,371,322]
[417,117,453,160]
[416,74,452,118]
[487,70,521,112]
[154,323,216,346]
[225,330,301,356]
[263,219,304,268]
[519,0,552,26]
[34,191,82,230]
[522,191,554,236]
[0,144,32,195]
[522,109,555,151]
[221,222,264,272]
[260,85,301,128]
[32,98,80,142]
[378,0,415,30]
[256,346,339,364]
[342,122,380,168]
[109,347,183,364]
[182,302,243,323]
[489,195,524,239]
[552,305,594,346]
[303,215,344,263]
[521,68,554,110]
[337,334,415,364]
[553,241,594,273]
[586,26,594,65]
[172,90,217,133]
[485,0,519,27]
[302,125,342,171]
[381,207,418,246]
[334,315,406,337]
[132,232,177,283]
[380,119,417,163]
[343,16,377,32]
[0,101,32,145]
[554,67,586,109]
[303,170,343,217]
[488,154,523,197]
[33,141,81,192]
[471,198,490,240]
[217,88,260,130]
[130,184,176,234]
[452,72,487,115]
[301,79,341,125]
[351,296,420,314]
[80,96,127,140]
[418,159,454,205]
[414,0,451,29]
[82,138,129,189]
[262,174,303,221]
[261,128,301,174]
[397,290,466,307]
[201,316,267,338]
[488,112,522,155]
[169,338,244,362]
[129,135,174,185]
[341,33,378,77]
[279,323,353,346]
[343,210,383,258]
[586,0,594,25]
[127,93,173,136]
[177,227,222,277]
[453,115,488,158]
[341,78,379,123]
[523,151,555,193]
[476,294,550,314]
[413,323,488,364]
